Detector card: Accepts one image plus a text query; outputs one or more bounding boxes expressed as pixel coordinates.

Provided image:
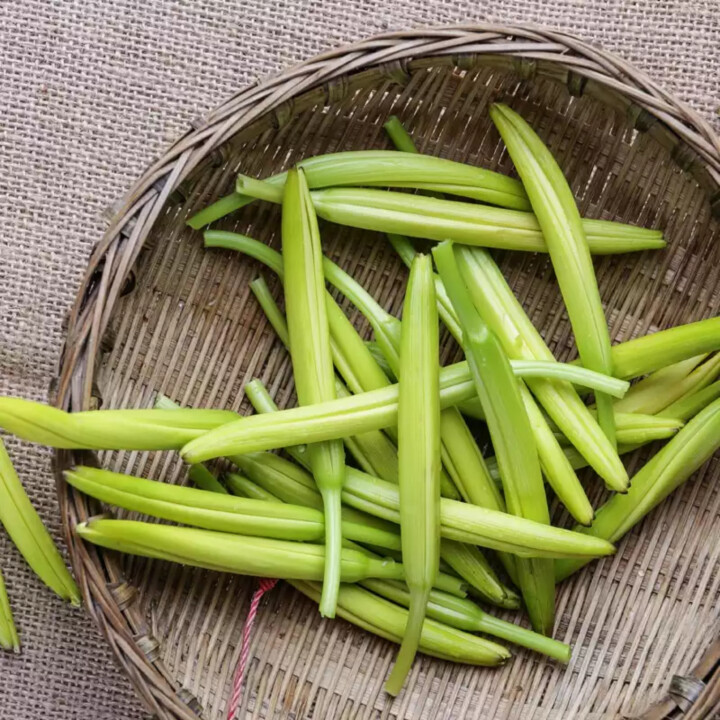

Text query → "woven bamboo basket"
[53,23,720,720]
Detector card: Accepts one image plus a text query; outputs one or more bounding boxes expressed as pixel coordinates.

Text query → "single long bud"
[0,568,19,652]
[180,359,627,464]
[282,167,345,618]
[489,103,617,452]
[340,471,615,560]
[64,465,397,551]
[0,439,80,605]
[234,150,531,210]
[433,240,554,636]
[0,398,236,450]
[75,519,403,583]
[307,186,664,255]
[384,254,441,695]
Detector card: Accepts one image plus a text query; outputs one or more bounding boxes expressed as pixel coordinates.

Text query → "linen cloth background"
[0,1,718,718]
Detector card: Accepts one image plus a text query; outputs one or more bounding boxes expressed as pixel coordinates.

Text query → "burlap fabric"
[0,2,718,718]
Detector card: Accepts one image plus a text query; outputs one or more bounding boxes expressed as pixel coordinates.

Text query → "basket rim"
[53,22,720,720]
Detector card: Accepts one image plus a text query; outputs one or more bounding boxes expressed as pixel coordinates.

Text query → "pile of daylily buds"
[2,106,719,696]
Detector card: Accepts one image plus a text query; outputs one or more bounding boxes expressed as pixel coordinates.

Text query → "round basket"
[54,23,720,720]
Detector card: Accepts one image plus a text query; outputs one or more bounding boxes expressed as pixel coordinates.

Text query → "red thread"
[226,578,278,720]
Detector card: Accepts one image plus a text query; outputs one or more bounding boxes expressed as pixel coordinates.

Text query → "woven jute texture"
[1,3,719,720]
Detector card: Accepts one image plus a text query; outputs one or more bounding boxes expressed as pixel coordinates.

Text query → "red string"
[226,578,278,720]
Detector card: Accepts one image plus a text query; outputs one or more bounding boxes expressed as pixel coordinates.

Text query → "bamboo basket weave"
[54,24,720,720]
